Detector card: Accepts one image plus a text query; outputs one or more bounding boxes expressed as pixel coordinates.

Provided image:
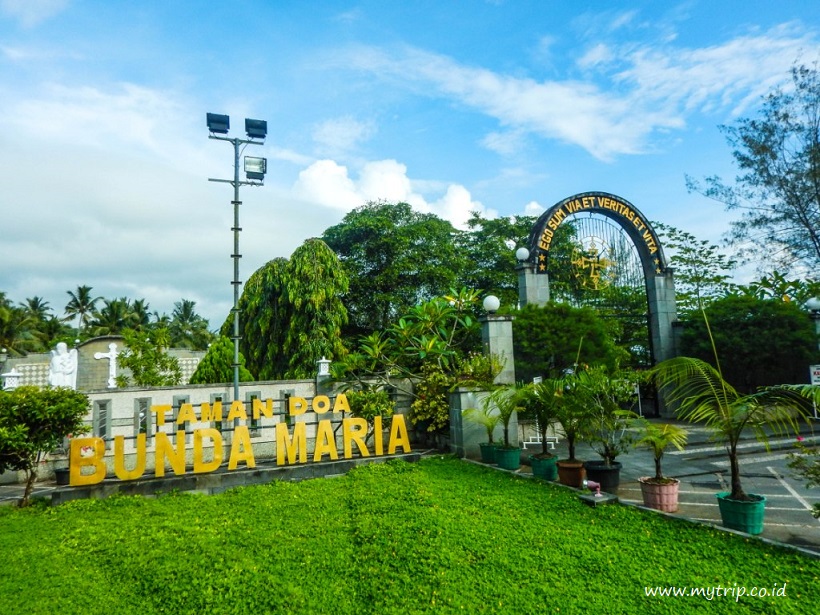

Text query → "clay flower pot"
[638,477,680,512]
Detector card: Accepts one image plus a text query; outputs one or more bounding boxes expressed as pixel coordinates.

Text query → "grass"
[1,456,818,614]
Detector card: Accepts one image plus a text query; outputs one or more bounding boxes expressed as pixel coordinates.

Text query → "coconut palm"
[64,285,101,335]
[650,356,812,500]
[634,420,688,482]
[169,299,212,349]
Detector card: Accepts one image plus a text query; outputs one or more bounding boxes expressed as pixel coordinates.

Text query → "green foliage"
[346,388,395,443]
[788,439,820,518]
[168,299,213,350]
[734,270,820,305]
[189,336,254,385]
[575,366,640,465]
[687,62,820,271]
[512,302,626,382]
[650,356,813,500]
[518,378,564,455]
[461,401,501,445]
[116,329,182,387]
[408,363,452,433]
[0,386,89,506]
[1,457,818,614]
[635,421,689,481]
[679,295,819,392]
[482,384,526,448]
[654,222,737,315]
[323,201,464,339]
[226,239,349,380]
[456,212,537,309]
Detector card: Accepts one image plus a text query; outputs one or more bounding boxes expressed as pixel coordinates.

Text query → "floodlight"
[206,113,230,134]
[244,156,267,181]
[245,118,267,139]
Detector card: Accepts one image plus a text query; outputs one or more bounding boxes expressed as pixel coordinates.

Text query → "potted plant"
[461,403,501,463]
[650,356,812,534]
[552,372,594,487]
[520,379,562,480]
[484,385,525,471]
[578,367,640,491]
[634,420,688,512]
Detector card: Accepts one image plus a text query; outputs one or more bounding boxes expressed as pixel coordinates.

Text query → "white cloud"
[312,116,376,156]
[524,201,545,216]
[1,0,68,27]
[292,158,489,229]
[343,24,816,160]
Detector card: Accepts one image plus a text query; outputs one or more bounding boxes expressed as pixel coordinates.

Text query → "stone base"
[578,492,619,507]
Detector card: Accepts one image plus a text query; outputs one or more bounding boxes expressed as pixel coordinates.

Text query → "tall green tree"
[89,298,136,336]
[654,222,737,315]
[679,294,819,393]
[0,297,38,356]
[189,336,254,385]
[169,299,212,350]
[224,239,349,380]
[282,238,350,378]
[64,285,101,335]
[688,62,820,271]
[322,201,463,339]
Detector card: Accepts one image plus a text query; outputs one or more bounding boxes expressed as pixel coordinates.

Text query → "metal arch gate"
[517,191,678,367]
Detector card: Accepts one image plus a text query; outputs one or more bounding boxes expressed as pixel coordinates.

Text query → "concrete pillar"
[646,270,679,364]
[517,263,550,307]
[480,314,516,385]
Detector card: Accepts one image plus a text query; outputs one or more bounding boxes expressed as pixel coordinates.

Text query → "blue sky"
[1,0,818,327]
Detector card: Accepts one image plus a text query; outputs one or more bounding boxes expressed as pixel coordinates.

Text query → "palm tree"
[130,299,152,332]
[89,298,134,336]
[650,357,812,500]
[0,302,39,356]
[64,285,101,335]
[169,299,212,350]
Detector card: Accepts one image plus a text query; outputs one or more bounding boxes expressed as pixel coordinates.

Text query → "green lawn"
[1,456,818,614]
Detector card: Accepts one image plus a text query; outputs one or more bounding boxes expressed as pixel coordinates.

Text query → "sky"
[1,0,819,329]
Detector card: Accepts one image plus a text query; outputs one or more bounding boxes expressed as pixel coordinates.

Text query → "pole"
[231,138,241,403]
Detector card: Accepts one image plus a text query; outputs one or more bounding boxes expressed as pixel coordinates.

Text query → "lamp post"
[807,297,820,351]
[207,113,267,402]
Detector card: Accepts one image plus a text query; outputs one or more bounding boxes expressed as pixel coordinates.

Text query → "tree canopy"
[189,336,254,385]
[224,238,349,380]
[679,294,819,392]
[688,62,820,272]
[322,201,463,339]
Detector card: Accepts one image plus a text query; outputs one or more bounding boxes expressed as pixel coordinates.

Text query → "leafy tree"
[116,329,181,387]
[229,257,289,380]
[734,270,820,305]
[89,298,137,336]
[512,302,627,383]
[130,299,152,332]
[64,285,101,335]
[322,201,464,339]
[225,239,349,380]
[654,222,737,315]
[456,213,536,309]
[0,295,39,356]
[189,336,253,385]
[679,295,819,393]
[169,299,212,350]
[0,386,89,507]
[282,238,350,378]
[687,62,820,271]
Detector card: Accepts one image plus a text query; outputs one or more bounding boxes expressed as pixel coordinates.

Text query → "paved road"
[541,422,820,556]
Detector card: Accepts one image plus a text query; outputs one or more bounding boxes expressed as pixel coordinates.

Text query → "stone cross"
[94,342,119,389]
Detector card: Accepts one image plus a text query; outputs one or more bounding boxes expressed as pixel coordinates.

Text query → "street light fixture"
[207,112,267,402]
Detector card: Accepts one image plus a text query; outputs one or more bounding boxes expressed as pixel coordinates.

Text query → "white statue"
[94,342,119,389]
[48,342,78,389]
